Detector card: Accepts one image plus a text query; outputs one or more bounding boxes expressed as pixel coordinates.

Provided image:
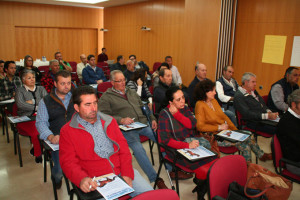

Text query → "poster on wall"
[262,35,287,65]
[290,36,300,67]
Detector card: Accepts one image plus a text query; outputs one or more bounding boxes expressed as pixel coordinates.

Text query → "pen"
[132,118,135,121]
[89,176,96,191]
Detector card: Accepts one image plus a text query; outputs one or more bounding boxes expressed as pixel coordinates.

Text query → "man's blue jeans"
[51,150,63,183]
[121,126,157,183]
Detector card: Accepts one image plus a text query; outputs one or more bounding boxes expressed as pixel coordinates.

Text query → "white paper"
[290,36,300,67]
[44,140,59,151]
[90,84,98,89]
[119,122,147,131]
[0,99,15,104]
[217,130,250,142]
[177,146,215,161]
[268,116,280,123]
[8,116,31,123]
[95,173,134,200]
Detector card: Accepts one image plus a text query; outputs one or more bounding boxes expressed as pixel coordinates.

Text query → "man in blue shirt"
[36,70,75,189]
[82,54,107,84]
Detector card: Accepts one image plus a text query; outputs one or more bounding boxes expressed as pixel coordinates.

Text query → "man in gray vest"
[36,70,75,189]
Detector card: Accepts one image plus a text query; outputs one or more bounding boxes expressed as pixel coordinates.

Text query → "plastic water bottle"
[42,56,46,61]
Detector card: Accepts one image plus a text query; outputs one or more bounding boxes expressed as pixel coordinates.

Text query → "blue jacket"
[82,65,107,84]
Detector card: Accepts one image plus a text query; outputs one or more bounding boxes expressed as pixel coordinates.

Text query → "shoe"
[259,153,272,162]
[169,170,194,180]
[35,155,43,163]
[29,148,34,156]
[55,180,62,190]
[156,177,168,189]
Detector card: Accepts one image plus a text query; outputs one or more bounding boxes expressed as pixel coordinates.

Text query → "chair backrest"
[152,62,161,72]
[208,155,247,200]
[68,61,77,72]
[39,65,49,75]
[235,110,245,129]
[97,82,113,98]
[12,103,18,116]
[271,135,283,170]
[97,62,109,67]
[131,189,179,200]
[262,95,268,104]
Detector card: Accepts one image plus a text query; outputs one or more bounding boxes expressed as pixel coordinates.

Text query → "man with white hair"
[234,72,278,134]
[277,89,300,175]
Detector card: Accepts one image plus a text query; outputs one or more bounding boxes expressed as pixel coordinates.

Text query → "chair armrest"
[280,158,300,168]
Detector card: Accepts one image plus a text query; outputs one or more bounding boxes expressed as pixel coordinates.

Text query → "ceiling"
[4,0,149,9]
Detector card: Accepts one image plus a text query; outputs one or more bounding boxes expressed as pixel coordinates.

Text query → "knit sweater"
[195,99,236,133]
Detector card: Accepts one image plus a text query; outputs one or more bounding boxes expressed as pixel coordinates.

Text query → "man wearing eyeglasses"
[98,70,168,189]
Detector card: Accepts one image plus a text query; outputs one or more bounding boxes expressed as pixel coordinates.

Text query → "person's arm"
[82,68,96,84]
[97,68,107,82]
[270,84,288,112]
[172,107,195,129]
[35,99,53,140]
[98,94,123,124]
[76,64,83,79]
[15,87,35,112]
[61,61,72,72]
[158,112,189,149]
[195,101,219,132]
[174,67,182,85]
[0,80,13,101]
[59,125,89,187]
[213,100,237,130]
[216,81,232,103]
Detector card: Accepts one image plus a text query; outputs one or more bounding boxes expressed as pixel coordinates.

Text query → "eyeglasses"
[113,79,126,83]
[27,60,33,62]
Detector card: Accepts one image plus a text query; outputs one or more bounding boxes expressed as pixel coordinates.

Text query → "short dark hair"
[102,48,106,51]
[129,55,136,59]
[117,55,123,62]
[131,68,146,82]
[87,54,95,61]
[159,68,170,77]
[54,70,71,82]
[165,56,172,61]
[72,86,97,106]
[158,62,169,71]
[0,60,5,65]
[161,86,181,109]
[54,51,61,58]
[4,61,15,72]
[223,65,233,72]
[194,79,216,101]
[285,67,299,78]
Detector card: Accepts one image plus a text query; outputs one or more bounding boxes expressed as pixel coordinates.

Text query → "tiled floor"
[0,125,299,200]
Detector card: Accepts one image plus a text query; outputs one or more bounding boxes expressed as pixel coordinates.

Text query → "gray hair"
[49,59,59,66]
[241,72,256,85]
[126,60,134,65]
[21,69,35,81]
[287,89,300,107]
[110,70,123,81]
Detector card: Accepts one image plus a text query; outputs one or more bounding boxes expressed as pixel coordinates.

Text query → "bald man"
[76,54,88,81]
[188,63,210,108]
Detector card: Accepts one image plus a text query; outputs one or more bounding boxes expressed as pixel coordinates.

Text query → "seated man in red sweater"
[59,86,153,196]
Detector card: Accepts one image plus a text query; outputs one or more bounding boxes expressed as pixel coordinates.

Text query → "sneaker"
[29,147,34,157]
[35,156,43,163]
[259,153,272,162]
[156,177,168,189]
[169,170,194,180]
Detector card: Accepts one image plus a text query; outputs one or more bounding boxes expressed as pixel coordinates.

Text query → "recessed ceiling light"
[55,0,108,4]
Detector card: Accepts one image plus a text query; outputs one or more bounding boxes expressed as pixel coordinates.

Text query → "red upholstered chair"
[271,135,300,184]
[262,95,268,104]
[152,62,161,72]
[97,82,112,98]
[39,65,49,76]
[207,155,247,200]
[218,146,239,155]
[131,189,179,200]
[68,61,80,84]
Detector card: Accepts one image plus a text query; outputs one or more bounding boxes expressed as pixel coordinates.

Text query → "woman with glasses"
[15,69,47,163]
[19,55,43,83]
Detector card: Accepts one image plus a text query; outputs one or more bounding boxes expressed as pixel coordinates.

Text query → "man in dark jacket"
[110,55,126,72]
[82,54,107,84]
[277,89,300,176]
[267,67,299,114]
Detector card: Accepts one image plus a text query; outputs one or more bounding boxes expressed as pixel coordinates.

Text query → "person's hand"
[189,140,199,149]
[79,177,98,193]
[96,80,103,84]
[48,135,60,144]
[268,112,278,120]
[120,117,134,125]
[59,59,63,65]
[152,120,157,132]
[218,123,228,131]
[26,100,33,104]
[137,78,143,86]
[168,102,178,115]
[229,97,234,101]
[122,176,133,187]
[148,103,152,111]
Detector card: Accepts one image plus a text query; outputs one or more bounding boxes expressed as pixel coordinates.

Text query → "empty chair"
[131,189,179,200]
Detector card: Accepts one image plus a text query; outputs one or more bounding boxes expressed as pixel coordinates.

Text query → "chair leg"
[44,150,47,182]
[148,140,154,165]
[16,131,23,167]
[5,116,10,143]
[192,178,207,200]
[153,160,163,189]
[13,129,17,155]
[64,173,71,195]
[51,175,58,200]
[174,168,180,196]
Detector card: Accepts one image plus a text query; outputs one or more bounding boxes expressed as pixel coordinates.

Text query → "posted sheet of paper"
[290,36,300,67]
[262,35,287,65]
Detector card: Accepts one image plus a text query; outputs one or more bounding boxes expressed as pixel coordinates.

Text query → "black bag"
[227,181,268,200]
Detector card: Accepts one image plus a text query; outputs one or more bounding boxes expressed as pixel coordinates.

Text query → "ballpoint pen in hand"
[89,176,96,191]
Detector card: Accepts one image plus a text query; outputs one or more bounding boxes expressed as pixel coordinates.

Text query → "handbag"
[244,163,292,200]
[227,181,267,200]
